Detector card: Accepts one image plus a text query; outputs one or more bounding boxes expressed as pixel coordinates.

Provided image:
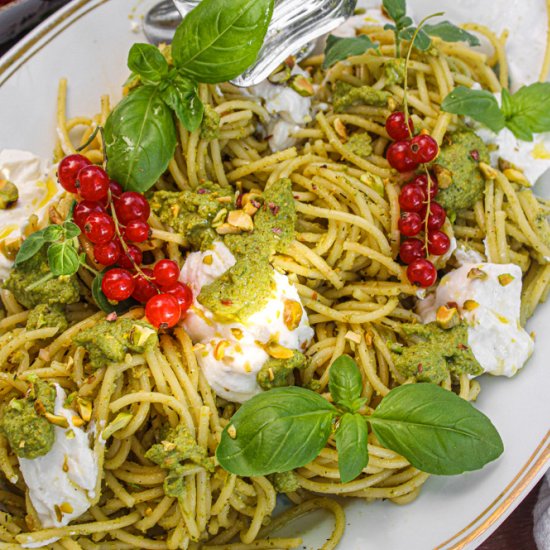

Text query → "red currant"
[398,211,423,237]
[399,183,426,213]
[109,180,123,199]
[385,112,414,141]
[413,173,438,200]
[163,282,193,313]
[386,141,418,173]
[101,268,135,302]
[93,239,122,266]
[58,154,91,193]
[146,294,181,329]
[399,238,426,264]
[117,244,143,269]
[407,258,437,287]
[421,202,446,231]
[115,192,150,225]
[153,259,180,287]
[83,212,115,244]
[410,134,439,164]
[74,200,105,229]
[132,268,158,304]
[124,220,151,243]
[428,230,451,256]
[77,165,109,202]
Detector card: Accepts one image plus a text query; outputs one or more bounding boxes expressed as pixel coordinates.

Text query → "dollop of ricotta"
[418,262,534,377]
[0,150,62,280]
[180,241,314,402]
[249,66,312,152]
[18,385,99,529]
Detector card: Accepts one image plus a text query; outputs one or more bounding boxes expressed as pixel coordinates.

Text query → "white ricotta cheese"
[180,242,314,402]
[418,262,534,377]
[18,385,99,529]
[0,150,62,281]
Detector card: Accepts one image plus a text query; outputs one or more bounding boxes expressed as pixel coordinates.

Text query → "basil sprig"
[382,0,479,54]
[104,0,274,193]
[323,35,378,69]
[441,83,550,141]
[217,355,503,483]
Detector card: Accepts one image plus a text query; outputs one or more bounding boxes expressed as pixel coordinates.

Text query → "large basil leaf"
[329,354,365,412]
[161,73,204,132]
[382,0,406,22]
[323,35,378,69]
[369,384,504,475]
[335,413,369,483]
[424,21,480,47]
[104,85,177,193]
[47,242,80,277]
[441,86,505,133]
[127,43,169,84]
[171,0,274,83]
[216,386,337,476]
[399,26,432,51]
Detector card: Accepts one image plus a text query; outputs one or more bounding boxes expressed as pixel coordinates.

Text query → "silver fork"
[143,0,357,87]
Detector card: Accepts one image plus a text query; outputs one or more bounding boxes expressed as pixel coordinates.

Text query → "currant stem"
[423,166,432,254]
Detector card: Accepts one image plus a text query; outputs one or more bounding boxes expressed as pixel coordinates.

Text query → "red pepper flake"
[470,150,480,161]
[268,202,280,215]
[250,199,261,209]
[458,343,468,350]
[447,301,460,311]
[272,227,282,235]
[197,188,208,195]
[221,299,233,306]
[235,193,243,208]
[106,312,118,322]
[312,184,318,190]
[417,363,423,373]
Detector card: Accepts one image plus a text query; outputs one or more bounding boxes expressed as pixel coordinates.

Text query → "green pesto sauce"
[0,379,56,459]
[150,182,234,251]
[345,132,373,159]
[333,81,389,113]
[271,470,300,493]
[3,248,80,310]
[26,303,67,333]
[257,350,307,390]
[434,130,490,211]
[145,425,214,499]
[75,318,158,369]
[390,322,483,383]
[384,58,406,86]
[198,178,296,322]
[200,105,221,141]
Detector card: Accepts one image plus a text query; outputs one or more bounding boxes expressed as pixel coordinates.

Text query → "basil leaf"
[399,27,432,51]
[369,384,504,475]
[328,355,363,411]
[216,386,337,476]
[127,43,169,84]
[14,230,48,266]
[47,242,80,277]
[335,413,369,483]
[171,0,274,83]
[382,0,406,23]
[161,74,204,132]
[104,85,177,193]
[424,21,480,47]
[62,221,81,240]
[501,82,550,141]
[441,86,505,133]
[323,35,378,69]
[43,225,64,242]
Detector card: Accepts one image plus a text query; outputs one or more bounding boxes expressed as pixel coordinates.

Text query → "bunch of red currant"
[385,112,450,288]
[58,154,193,329]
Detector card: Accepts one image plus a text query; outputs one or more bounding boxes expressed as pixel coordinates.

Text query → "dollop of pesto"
[3,248,80,310]
[0,379,56,459]
[384,58,406,86]
[271,470,300,493]
[434,130,490,211]
[200,105,221,141]
[150,182,234,251]
[345,132,373,159]
[390,322,483,383]
[257,350,307,390]
[75,318,158,369]
[198,178,296,322]
[145,425,214,499]
[26,303,67,333]
[333,81,389,113]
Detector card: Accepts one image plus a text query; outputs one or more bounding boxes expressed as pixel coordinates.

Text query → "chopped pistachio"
[435,305,460,329]
[268,64,292,84]
[213,340,230,361]
[263,341,294,359]
[498,273,515,286]
[283,299,303,331]
[467,267,487,280]
[227,210,254,231]
[289,74,314,97]
[344,330,362,344]
[503,168,530,187]
[334,118,348,141]
[479,162,497,180]
[433,165,453,189]
[0,179,18,209]
[463,300,479,311]
[227,425,237,439]
[102,412,133,440]
[215,223,242,235]
[203,254,213,265]
[44,412,69,429]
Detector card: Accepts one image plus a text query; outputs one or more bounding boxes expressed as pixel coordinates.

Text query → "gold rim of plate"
[0,0,549,548]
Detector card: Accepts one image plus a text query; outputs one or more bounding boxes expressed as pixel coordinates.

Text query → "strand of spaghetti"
[287,241,344,289]
[342,241,403,276]
[226,148,297,181]
[0,326,58,365]
[540,0,550,81]
[56,78,77,155]
[302,296,398,324]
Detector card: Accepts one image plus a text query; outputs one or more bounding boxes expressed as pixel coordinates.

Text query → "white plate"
[0,1,549,548]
